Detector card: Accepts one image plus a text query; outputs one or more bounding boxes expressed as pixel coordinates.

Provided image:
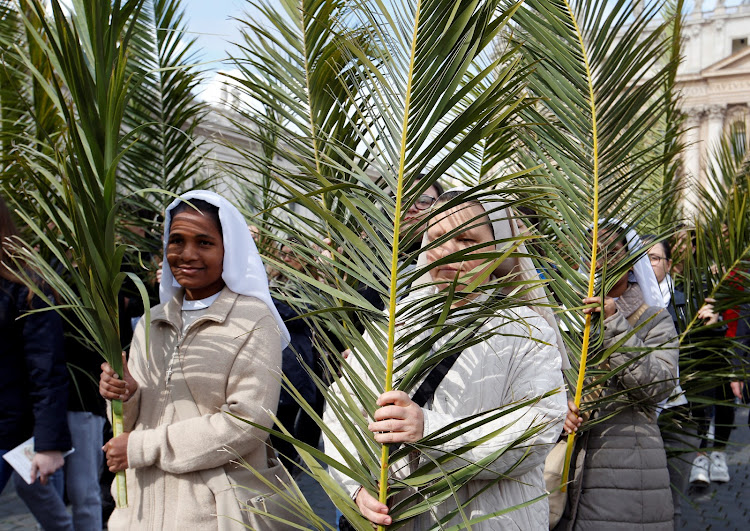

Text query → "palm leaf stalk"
[512,0,684,489]
[0,0,66,206]
[7,0,149,508]
[222,0,570,528]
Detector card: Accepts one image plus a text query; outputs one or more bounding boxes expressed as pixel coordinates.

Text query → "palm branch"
[221,1,570,529]
[510,0,685,484]
[120,0,210,259]
[5,0,150,508]
[0,0,66,208]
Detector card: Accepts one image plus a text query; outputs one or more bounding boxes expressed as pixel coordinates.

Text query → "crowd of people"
[1,184,747,530]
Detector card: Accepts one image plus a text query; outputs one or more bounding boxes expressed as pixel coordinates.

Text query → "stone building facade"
[678,1,750,198]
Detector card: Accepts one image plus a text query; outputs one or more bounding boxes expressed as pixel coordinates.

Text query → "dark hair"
[642,234,671,260]
[415,174,444,198]
[170,199,222,236]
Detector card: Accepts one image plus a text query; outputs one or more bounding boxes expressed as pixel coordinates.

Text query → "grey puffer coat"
[560,283,679,531]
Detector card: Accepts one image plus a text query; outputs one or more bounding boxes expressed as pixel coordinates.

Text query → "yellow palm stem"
[377,1,423,528]
[110,398,128,507]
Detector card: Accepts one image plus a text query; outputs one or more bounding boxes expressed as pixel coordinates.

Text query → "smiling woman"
[166,200,226,300]
[98,190,292,530]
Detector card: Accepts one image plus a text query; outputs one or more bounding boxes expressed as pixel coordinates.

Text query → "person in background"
[269,239,323,472]
[62,311,107,530]
[646,238,694,529]
[0,196,73,530]
[688,291,743,486]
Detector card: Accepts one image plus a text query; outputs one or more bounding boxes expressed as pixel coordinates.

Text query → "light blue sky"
[182,0,253,70]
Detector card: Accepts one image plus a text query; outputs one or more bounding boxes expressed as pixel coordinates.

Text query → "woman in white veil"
[557,220,679,531]
[99,190,290,530]
[325,188,567,530]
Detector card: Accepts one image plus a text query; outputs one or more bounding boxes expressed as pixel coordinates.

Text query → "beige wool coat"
[108,287,284,530]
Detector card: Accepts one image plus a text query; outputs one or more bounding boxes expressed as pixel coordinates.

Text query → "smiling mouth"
[176,265,203,273]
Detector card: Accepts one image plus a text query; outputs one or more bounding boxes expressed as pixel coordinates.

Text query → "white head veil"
[601,219,665,309]
[413,186,570,369]
[159,190,290,348]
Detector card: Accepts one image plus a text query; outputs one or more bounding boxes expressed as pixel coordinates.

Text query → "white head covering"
[413,186,570,369]
[601,219,665,309]
[160,190,290,348]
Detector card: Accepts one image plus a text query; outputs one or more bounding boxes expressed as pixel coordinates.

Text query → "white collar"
[182,291,221,311]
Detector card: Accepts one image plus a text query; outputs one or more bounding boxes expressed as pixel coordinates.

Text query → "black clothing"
[0,278,71,452]
[274,298,316,406]
[63,316,107,418]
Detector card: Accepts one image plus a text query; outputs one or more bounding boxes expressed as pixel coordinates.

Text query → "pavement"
[2,409,748,530]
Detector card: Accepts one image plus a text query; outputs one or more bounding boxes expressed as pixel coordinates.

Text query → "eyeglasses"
[414,194,437,211]
[648,254,667,264]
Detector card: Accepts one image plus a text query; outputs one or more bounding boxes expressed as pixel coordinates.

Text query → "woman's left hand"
[103,433,130,472]
[369,391,424,444]
[582,296,617,319]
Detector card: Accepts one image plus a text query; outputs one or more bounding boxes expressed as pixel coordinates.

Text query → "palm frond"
[511,0,684,481]
[218,1,569,528]
[7,0,150,508]
[120,0,210,256]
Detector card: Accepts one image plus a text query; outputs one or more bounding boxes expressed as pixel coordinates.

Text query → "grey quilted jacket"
[560,283,679,531]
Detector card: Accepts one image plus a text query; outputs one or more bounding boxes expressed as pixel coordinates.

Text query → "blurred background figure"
[0,196,73,530]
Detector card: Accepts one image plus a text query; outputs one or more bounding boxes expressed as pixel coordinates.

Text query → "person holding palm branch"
[99,191,291,530]
[557,224,678,531]
[326,190,567,529]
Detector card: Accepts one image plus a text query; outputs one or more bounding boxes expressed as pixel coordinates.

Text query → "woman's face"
[425,203,496,293]
[402,184,440,234]
[280,244,303,272]
[595,229,629,298]
[648,242,671,283]
[167,210,225,300]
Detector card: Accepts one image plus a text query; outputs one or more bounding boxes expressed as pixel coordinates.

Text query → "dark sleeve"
[20,289,71,452]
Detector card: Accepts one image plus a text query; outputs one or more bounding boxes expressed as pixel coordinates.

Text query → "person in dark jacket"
[269,241,323,471]
[0,196,72,530]
[63,311,107,530]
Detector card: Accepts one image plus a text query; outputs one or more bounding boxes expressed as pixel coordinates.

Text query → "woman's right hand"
[355,487,392,526]
[100,351,137,401]
[563,400,582,435]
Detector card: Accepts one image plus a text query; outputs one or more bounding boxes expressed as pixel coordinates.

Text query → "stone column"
[682,109,703,213]
[684,110,703,181]
[706,104,726,172]
[691,0,703,19]
[715,0,726,15]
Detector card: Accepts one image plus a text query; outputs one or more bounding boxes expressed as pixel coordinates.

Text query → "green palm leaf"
[511,0,684,483]
[120,0,210,256]
[221,1,568,529]
[6,0,150,507]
